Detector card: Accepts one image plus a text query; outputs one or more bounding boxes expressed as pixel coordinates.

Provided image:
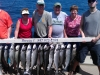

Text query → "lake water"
[0,0,100,37]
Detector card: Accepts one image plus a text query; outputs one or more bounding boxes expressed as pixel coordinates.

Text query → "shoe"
[68,71,76,75]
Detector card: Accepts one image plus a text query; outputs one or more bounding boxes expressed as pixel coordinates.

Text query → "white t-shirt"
[50,11,68,38]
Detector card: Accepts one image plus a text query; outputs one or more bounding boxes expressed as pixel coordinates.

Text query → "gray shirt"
[82,10,100,44]
[32,10,52,37]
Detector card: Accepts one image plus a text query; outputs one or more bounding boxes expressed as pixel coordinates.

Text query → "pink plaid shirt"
[65,15,81,36]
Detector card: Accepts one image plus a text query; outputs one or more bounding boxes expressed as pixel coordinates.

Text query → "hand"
[91,37,98,43]
[82,36,86,43]
[48,35,52,38]
[64,35,68,38]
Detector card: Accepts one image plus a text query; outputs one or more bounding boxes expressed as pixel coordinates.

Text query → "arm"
[8,26,12,38]
[64,18,68,38]
[64,24,68,38]
[32,16,34,26]
[92,33,100,43]
[79,16,85,38]
[48,25,52,38]
[14,20,20,38]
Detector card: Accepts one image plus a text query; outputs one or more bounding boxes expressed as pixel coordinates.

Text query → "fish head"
[55,44,60,50]
[43,44,49,50]
[32,44,37,50]
[38,44,43,51]
[10,43,15,50]
[5,45,8,50]
[21,45,26,50]
[27,44,32,50]
[61,44,65,49]
[73,44,76,48]
[0,46,3,50]
[15,45,20,50]
[50,44,54,50]
[66,44,71,49]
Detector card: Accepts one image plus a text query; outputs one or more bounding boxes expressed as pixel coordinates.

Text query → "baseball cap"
[88,0,97,3]
[54,2,62,7]
[37,0,45,4]
[22,10,29,15]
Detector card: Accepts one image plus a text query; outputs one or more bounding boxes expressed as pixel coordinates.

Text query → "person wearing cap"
[32,0,52,75]
[68,0,100,75]
[51,2,68,38]
[32,0,52,38]
[64,5,81,73]
[15,8,32,38]
[47,2,68,74]
[14,8,32,74]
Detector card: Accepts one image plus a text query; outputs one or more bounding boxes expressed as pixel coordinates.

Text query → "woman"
[14,8,32,74]
[64,5,81,73]
[15,8,32,38]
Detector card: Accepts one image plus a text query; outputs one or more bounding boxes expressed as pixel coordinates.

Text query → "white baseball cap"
[22,10,29,15]
[37,0,45,4]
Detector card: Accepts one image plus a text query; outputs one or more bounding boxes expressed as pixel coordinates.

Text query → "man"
[0,9,13,73]
[0,9,12,39]
[68,0,100,75]
[32,0,52,38]
[32,0,52,75]
[47,2,67,75]
[51,2,67,38]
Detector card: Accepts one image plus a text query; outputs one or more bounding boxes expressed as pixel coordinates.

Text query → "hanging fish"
[37,44,43,75]
[63,44,71,71]
[71,44,76,61]
[47,44,55,71]
[4,45,8,63]
[0,46,3,75]
[59,43,65,69]
[43,44,49,75]
[30,44,37,70]
[54,44,60,74]
[20,44,26,70]
[26,44,31,72]
[9,43,15,67]
[15,45,20,71]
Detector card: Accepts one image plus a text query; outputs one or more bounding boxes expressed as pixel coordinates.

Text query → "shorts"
[75,42,100,66]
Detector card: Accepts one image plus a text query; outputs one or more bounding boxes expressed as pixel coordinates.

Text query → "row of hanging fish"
[0,43,77,75]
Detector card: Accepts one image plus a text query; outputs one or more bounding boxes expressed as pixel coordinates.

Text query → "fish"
[37,44,43,75]
[30,44,37,70]
[15,45,20,70]
[71,44,76,61]
[63,44,71,71]
[20,44,26,70]
[47,44,55,71]
[26,44,31,72]
[4,45,8,63]
[9,43,15,67]
[59,44,65,69]
[0,46,3,75]
[54,44,60,74]
[43,44,49,75]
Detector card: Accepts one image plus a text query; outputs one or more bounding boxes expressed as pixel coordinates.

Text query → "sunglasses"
[38,4,44,6]
[88,0,96,3]
[55,6,61,8]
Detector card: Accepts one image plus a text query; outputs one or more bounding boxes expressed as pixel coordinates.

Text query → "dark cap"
[88,0,97,3]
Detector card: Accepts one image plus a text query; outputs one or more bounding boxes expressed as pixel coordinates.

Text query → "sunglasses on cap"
[88,0,97,3]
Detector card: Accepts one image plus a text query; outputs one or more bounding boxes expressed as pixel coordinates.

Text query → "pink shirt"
[65,15,81,36]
